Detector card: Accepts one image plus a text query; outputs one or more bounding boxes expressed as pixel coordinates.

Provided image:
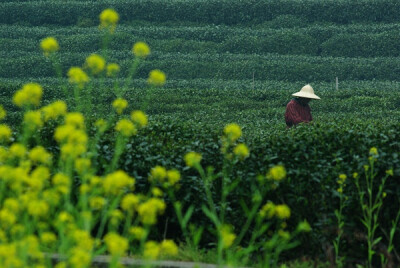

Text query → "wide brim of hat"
[292,92,321,100]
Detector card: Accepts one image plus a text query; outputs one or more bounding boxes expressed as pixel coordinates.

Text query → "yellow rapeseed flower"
[224,123,242,142]
[61,143,86,160]
[40,37,59,56]
[260,201,275,219]
[149,165,167,183]
[10,143,26,159]
[95,118,108,133]
[133,42,150,59]
[0,124,12,143]
[103,170,135,195]
[72,229,94,251]
[0,105,6,120]
[13,83,43,107]
[52,173,71,195]
[41,100,67,121]
[121,193,140,211]
[115,119,137,137]
[40,232,57,245]
[369,147,378,156]
[0,209,17,226]
[144,241,160,259]
[74,158,91,174]
[109,209,124,226]
[85,54,105,75]
[337,174,347,185]
[28,200,49,217]
[233,143,250,160]
[104,232,128,256]
[167,169,180,186]
[184,152,202,167]
[297,220,312,232]
[152,187,163,197]
[89,196,106,210]
[99,9,119,32]
[4,198,19,213]
[29,146,52,165]
[112,98,128,114]
[68,67,89,89]
[131,110,148,127]
[220,225,236,249]
[275,204,291,219]
[68,247,91,268]
[24,110,43,131]
[147,69,166,87]
[129,226,146,240]
[65,112,85,129]
[54,124,75,142]
[266,165,286,181]
[160,240,178,256]
[137,198,166,225]
[106,63,120,77]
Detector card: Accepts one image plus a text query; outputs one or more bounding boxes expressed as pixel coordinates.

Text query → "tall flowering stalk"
[333,174,347,268]
[354,147,391,268]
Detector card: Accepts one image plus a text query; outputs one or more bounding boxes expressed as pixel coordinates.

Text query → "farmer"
[285,84,320,128]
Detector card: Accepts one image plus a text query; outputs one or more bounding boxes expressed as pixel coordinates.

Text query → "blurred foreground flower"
[147,69,166,87]
[40,37,59,56]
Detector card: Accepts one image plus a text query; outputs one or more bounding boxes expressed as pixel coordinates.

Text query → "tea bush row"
[2,51,400,81]
[2,0,400,26]
[3,25,400,57]
[33,117,400,258]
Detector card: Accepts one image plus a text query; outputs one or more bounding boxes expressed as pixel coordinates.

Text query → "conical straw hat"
[292,84,320,100]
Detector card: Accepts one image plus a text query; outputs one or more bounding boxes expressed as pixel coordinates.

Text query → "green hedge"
[4,24,400,57]
[2,51,400,82]
[82,120,400,258]
[2,0,400,26]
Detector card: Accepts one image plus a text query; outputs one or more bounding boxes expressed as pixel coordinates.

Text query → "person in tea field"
[285,84,320,128]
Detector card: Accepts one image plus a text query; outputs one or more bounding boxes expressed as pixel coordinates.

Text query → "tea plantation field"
[1,0,400,266]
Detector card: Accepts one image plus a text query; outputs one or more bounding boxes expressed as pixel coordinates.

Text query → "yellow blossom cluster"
[40,37,59,56]
[103,170,135,195]
[184,151,202,167]
[148,165,181,187]
[220,225,236,249]
[68,67,89,89]
[13,83,43,108]
[112,98,128,114]
[143,239,178,259]
[115,118,137,137]
[106,63,120,77]
[0,124,12,143]
[337,173,347,193]
[133,42,151,59]
[0,105,6,120]
[104,232,128,256]
[260,201,291,220]
[224,123,242,142]
[266,165,286,181]
[131,110,148,127]
[147,69,166,87]
[137,198,166,225]
[99,8,119,33]
[41,100,67,121]
[29,146,52,165]
[54,112,88,159]
[85,54,106,75]
[23,110,43,132]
